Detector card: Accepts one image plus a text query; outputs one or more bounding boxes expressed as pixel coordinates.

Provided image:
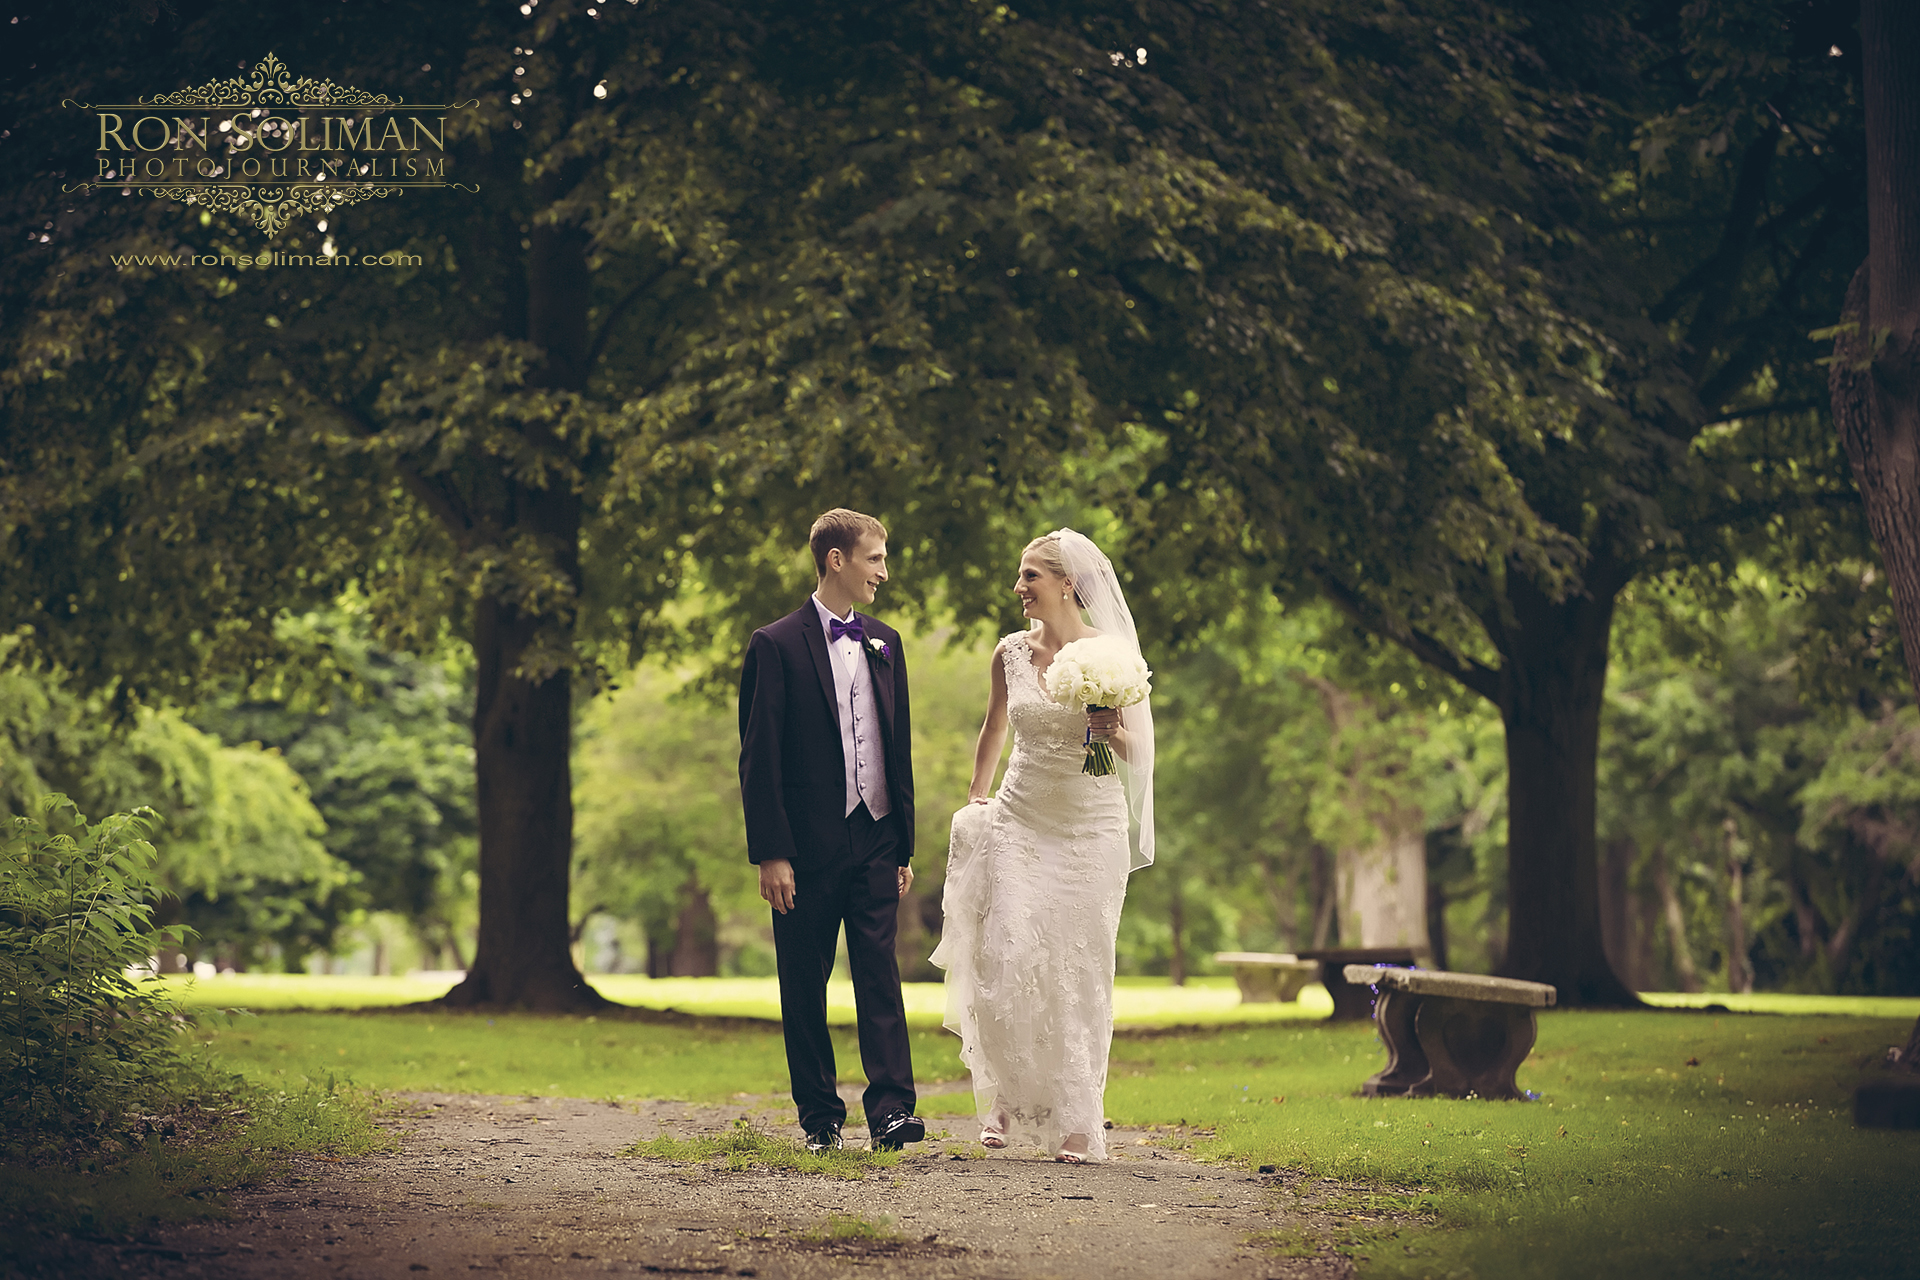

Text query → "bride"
[930,529,1155,1163]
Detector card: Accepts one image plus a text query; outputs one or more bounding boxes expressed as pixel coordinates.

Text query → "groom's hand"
[896,865,914,898]
[759,858,797,914]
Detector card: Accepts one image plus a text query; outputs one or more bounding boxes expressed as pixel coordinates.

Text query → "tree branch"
[1694,198,1852,415]
[320,398,481,548]
[1456,570,1519,665]
[1649,177,1839,325]
[1695,398,1826,428]
[584,264,672,374]
[1305,568,1504,705]
[1679,125,1780,385]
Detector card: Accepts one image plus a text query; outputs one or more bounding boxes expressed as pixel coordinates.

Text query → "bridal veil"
[1047,528,1156,870]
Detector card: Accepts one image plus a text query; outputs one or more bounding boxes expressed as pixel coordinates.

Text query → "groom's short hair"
[809,508,887,576]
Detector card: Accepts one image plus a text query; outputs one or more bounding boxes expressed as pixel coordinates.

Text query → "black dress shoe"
[805,1122,844,1153]
[870,1112,926,1152]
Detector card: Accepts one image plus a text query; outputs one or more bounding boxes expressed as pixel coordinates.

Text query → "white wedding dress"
[930,630,1132,1162]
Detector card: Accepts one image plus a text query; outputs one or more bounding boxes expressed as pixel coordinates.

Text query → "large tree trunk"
[442,585,605,1009]
[897,881,943,982]
[1335,821,1431,956]
[1724,821,1752,994]
[439,189,605,1012]
[1599,836,1657,991]
[1255,855,1297,952]
[646,929,673,980]
[1834,1,1920,696]
[1497,578,1639,1005]
[1598,836,1638,990]
[1425,847,1451,971]
[1834,260,1920,685]
[1308,844,1337,948]
[1167,875,1187,986]
[670,882,720,977]
[1309,679,1431,957]
[1650,847,1702,992]
[1837,0,1920,1072]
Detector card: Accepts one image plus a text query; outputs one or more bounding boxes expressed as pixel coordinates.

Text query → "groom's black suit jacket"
[738,603,915,868]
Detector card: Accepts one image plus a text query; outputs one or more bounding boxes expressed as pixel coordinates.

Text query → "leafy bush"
[0,798,389,1257]
[0,644,350,971]
[0,796,195,1141]
[189,607,477,967]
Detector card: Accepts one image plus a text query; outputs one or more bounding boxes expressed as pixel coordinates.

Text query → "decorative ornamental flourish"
[64,52,433,111]
[62,53,480,238]
[140,182,397,237]
[147,52,398,109]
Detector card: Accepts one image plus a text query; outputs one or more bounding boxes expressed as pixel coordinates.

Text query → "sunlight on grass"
[158,972,1335,1027]
[191,1008,969,1102]
[1110,1009,1919,1279]
[1639,990,1920,1019]
[156,973,463,1009]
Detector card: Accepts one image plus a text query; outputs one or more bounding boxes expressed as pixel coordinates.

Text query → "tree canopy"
[0,0,1220,1004]
[1080,0,1875,1001]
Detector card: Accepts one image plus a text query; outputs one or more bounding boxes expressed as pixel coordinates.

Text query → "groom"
[738,508,923,1153]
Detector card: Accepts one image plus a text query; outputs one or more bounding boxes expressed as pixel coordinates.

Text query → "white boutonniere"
[866,636,890,661]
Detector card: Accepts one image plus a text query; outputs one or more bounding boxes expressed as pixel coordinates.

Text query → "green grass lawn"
[1106,1010,1919,1279]
[179,978,1920,1279]
[193,1006,973,1113]
[157,971,1335,1027]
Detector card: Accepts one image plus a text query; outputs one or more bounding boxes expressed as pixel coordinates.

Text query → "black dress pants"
[771,803,917,1133]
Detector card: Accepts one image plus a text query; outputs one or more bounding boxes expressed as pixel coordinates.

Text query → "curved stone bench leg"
[1412,996,1538,1100]
[1361,987,1431,1096]
[1232,971,1269,1003]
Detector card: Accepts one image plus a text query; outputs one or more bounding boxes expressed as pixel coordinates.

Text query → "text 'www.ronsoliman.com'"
[109,251,426,269]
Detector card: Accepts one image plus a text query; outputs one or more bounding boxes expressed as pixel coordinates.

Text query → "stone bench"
[1212,952,1321,1004]
[1343,965,1557,1101]
[1293,947,1422,1021]
[1856,1018,1920,1129]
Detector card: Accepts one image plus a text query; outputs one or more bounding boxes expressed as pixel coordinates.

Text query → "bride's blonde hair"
[1023,534,1085,608]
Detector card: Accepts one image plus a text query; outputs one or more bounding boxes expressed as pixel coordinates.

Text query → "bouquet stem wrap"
[1083,705,1118,776]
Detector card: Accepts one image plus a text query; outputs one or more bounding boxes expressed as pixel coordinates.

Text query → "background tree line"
[3,573,1910,996]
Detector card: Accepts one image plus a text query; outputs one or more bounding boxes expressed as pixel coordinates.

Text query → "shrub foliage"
[0,796,191,1140]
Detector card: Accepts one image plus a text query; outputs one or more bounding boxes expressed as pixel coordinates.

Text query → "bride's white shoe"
[1055,1134,1089,1164]
[981,1111,1009,1148]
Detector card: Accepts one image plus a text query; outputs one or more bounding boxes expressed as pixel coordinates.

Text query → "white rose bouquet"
[1043,635,1153,777]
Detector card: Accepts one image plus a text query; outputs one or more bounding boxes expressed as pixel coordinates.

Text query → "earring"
[1062,590,1070,600]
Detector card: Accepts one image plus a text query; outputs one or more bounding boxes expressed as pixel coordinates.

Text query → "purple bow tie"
[829,616,866,644]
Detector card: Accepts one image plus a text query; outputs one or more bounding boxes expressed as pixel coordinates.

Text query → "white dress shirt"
[811,594,892,820]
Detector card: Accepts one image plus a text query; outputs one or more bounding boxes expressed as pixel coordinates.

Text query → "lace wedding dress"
[930,630,1132,1161]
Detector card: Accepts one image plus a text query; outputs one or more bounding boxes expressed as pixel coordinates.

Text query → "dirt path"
[77,1092,1362,1279]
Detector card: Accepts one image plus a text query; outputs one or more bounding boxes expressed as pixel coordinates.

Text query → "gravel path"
[70,1091,1365,1279]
